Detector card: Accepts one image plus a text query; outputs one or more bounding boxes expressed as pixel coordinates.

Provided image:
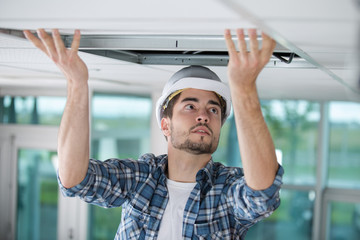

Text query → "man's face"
[162,88,222,155]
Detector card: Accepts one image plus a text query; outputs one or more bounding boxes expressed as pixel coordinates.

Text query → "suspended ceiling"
[0,0,359,101]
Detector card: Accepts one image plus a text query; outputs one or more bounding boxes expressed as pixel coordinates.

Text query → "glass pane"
[329,201,360,240]
[246,189,315,240]
[0,96,65,125]
[91,93,151,159]
[263,100,320,185]
[89,93,152,240]
[88,206,122,240]
[212,110,234,166]
[328,102,360,188]
[215,100,320,185]
[17,149,59,240]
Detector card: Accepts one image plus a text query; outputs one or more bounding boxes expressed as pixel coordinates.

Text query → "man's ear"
[161,117,171,137]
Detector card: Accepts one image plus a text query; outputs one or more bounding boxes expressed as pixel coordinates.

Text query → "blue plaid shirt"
[59,153,283,240]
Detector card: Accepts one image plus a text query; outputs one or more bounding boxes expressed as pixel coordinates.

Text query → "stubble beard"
[170,124,219,155]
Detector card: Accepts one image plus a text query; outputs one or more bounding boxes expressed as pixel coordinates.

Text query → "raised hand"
[224,28,276,92]
[223,29,279,190]
[24,29,89,87]
[23,30,91,188]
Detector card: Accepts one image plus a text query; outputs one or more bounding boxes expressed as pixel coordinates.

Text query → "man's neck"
[167,148,211,183]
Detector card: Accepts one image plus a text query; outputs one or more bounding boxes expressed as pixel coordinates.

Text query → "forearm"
[23,29,91,188]
[231,84,278,190]
[58,82,90,188]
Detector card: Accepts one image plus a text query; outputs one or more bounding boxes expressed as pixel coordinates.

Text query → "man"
[24,28,283,239]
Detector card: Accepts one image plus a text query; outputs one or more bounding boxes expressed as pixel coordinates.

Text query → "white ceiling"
[0,0,359,101]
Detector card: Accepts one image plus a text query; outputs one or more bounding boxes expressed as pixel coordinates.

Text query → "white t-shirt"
[157,178,197,240]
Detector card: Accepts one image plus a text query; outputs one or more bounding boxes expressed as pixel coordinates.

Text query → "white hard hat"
[155,65,231,128]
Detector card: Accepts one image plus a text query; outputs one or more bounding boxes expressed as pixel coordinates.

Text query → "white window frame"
[0,124,89,240]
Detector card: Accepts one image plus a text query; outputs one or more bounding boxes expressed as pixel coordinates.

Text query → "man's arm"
[24,29,90,188]
[224,28,278,190]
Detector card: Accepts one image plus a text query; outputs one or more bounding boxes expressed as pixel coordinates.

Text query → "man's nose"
[196,110,209,123]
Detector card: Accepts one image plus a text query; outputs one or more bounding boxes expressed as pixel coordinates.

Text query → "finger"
[248,29,259,54]
[236,28,247,55]
[260,32,276,62]
[70,30,81,55]
[23,30,48,54]
[37,29,58,61]
[224,29,238,60]
[52,29,67,58]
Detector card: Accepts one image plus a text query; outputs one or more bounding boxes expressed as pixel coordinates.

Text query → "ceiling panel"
[0,0,250,34]
[0,0,359,101]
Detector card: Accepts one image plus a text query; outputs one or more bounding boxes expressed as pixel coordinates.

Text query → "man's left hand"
[224,28,276,92]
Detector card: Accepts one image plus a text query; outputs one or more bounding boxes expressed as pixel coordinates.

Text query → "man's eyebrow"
[181,97,221,107]
[181,97,199,103]
[208,100,221,107]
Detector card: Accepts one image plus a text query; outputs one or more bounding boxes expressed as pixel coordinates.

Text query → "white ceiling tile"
[0,0,359,101]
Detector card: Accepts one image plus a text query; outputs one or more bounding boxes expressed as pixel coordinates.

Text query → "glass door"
[16,148,59,240]
[0,125,88,240]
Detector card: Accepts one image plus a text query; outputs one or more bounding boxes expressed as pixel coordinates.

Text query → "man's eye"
[210,108,218,114]
[185,105,195,110]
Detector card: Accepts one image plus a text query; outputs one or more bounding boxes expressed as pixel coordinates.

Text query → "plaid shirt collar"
[157,154,215,189]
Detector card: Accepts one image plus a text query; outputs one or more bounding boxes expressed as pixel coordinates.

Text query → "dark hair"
[161,91,227,124]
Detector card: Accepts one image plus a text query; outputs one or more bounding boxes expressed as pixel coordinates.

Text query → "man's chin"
[176,140,217,155]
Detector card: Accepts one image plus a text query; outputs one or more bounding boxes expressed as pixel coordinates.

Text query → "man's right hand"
[24,29,90,188]
[24,29,89,87]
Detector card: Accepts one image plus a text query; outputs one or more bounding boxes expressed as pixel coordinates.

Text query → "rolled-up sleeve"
[227,165,284,222]
[58,157,151,208]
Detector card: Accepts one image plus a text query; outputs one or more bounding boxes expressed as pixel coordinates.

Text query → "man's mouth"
[193,129,209,135]
[190,124,212,135]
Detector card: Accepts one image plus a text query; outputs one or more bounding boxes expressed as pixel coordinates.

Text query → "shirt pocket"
[123,204,151,239]
[194,220,223,240]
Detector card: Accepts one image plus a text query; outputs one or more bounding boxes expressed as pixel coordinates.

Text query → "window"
[4,91,359,240]
[247,189,315,240]
[212,110,234,166]
[215,100,320,185]
[328,201,360,240]
[328,102,360,188]
[16,149,59,240]
[88,93,152,240]
[214,100,320,239]
[0,96,66,125]
[262,100,320,185]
